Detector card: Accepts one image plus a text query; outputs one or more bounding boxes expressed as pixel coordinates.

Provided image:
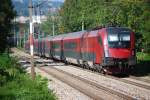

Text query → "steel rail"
[38,66,134,100]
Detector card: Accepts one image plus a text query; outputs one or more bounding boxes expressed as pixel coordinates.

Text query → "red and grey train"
[25,27,136,74]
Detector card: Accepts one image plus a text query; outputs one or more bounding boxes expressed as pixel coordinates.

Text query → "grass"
[136,52,150,61]
[0,53,57,100]
[131,52,150,77]
[0,75,56,100]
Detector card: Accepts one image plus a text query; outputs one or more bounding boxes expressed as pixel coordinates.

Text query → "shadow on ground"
[131,60,150,77]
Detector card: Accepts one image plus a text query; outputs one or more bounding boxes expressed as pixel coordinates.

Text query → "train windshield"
[108,34,119,42]
[107,28,131,48]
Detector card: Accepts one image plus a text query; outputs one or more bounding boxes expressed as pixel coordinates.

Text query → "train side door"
[81,32,89,62]
[43,39,45,56]
[50,41,54,57]
[60,39,64,60]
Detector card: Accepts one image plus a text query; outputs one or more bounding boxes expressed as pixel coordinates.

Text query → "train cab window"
[107,28,131,48]
[120,33,130,41]
[108,34,119,42]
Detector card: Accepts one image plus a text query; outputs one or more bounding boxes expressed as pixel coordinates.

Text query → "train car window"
[53,43,60,49]
[64,42,77,49]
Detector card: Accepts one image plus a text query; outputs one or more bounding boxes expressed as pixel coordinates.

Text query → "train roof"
[51,31,85,41]
[106,27,132,34]
[52,34,67,41]
[63,31,86,39]
[106,27,131,30]
[45,36,55,40]
[37,27,132,42]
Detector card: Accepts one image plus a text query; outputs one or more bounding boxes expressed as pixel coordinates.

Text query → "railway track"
[129,75,150,84]
[12,48,150,99]
[119,77,150,90]
[38,66,134,100]
[67,64,150,91]
[12,48,150,89]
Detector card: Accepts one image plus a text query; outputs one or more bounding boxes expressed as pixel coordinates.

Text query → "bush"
[136,52,150,61]
[0,75,56,100]
[0,54,56,100]
[0,54,22,85]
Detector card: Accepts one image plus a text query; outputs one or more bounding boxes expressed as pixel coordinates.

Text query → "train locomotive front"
[100,27,136,74]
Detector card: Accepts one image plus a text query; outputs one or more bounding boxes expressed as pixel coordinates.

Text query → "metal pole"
[82,21,84,31]
[20,31,21,47]
[13,18,16,46]
[52,10,55,36]
[24,30,26,48]
[52,21,55,36]
[29,0,35,80]
[17,32,18,46]
[38,5,41,38]
[82,11,84,31]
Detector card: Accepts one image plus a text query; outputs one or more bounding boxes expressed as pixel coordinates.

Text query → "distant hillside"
[12,0,63,16]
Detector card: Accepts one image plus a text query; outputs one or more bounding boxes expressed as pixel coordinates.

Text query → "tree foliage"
[41,11,62,36]
[41,0,150,53]
[0,0,16,53]
[59,0,150,53]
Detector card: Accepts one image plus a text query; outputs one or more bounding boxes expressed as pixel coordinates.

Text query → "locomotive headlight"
[104,57,114,66]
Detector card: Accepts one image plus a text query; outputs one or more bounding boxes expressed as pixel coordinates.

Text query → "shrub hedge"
[0,54,56,100]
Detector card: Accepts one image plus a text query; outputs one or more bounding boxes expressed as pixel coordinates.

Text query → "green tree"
[141,1,150,53]
[60,0,150,53]
[60,0,116,32]
[41,10,61,36]
[0,0,16,53]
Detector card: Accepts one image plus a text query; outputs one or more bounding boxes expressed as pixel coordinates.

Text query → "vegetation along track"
[38,66,134,100]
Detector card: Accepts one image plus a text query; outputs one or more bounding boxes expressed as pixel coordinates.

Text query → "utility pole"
[82,11,84,31]
[17,32,19,46]
[33,0,47,38]
[13,18,16,46]
[24,30,26,48]
[52,9,55,36]
[29,0,35,80]
[52,19,55,36]
[82,21,84,31]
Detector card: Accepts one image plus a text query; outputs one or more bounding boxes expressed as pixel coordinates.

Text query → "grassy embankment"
[0,53,57,100]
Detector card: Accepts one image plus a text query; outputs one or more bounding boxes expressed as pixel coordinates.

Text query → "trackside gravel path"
[11,48,93,100]
[51,64,150,99]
